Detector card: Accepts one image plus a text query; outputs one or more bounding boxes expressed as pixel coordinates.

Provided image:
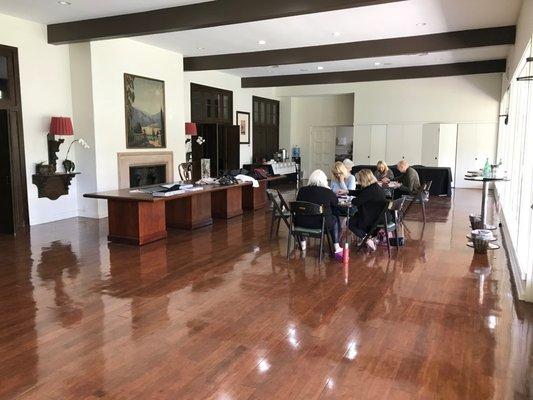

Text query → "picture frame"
[236,111,250,144]
[124,73,166,149]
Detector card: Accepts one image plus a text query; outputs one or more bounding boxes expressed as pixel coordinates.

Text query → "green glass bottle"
[483,158,491,177]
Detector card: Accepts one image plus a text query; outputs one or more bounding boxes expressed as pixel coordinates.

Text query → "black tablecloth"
[351,165,453,196]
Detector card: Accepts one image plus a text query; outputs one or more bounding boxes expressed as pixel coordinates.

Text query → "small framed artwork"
[236,111,250,144]
[124,73,166,149]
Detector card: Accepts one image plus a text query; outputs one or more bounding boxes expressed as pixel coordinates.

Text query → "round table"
[464,175,509,229]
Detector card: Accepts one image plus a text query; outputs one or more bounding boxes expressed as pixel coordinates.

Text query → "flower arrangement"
[63,138,90,173]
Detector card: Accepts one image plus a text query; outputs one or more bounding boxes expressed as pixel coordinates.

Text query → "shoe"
[300,240,306,251]
[334,250,343,261]
[366,239,376,252]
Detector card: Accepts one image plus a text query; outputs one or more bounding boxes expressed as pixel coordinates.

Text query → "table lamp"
[48,117,73,172]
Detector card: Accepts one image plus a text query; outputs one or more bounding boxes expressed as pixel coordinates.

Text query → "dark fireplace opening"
[129,164,166,188]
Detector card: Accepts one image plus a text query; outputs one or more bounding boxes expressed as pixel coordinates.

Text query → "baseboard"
[494,187,533,302]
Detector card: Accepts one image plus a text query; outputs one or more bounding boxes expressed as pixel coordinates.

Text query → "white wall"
[506,0,533,82]
[69,43,99,218]
[183,70,278,166]
[88,38,186,218]
[286,94,354,177]
[0,13,78,225]
[275,74,502,125]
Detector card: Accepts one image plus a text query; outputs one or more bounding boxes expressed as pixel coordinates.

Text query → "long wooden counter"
[84,178,279,245]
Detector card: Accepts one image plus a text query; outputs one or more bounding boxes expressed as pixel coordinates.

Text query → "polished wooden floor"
[0,189,532,399]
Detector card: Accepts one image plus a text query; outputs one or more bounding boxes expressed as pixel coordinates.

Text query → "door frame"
[0,43,29,233]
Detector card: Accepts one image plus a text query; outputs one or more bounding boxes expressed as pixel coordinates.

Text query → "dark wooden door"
[0,110,13,234]
[0,44,28,234]
[253,96,279,162]
[218,124,240,173]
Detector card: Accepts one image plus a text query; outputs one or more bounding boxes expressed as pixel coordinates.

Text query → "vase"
[63,159,75,173]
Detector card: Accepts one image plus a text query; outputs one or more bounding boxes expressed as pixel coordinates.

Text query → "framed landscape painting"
[124,73,166,148]
[236,111,250,144]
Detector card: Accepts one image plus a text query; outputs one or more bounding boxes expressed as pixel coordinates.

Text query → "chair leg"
[319,234,324,263]
[286,230,292,259]
[276,218,282,235]
[422,201,427,224]
[357,234,369,253]
[386,231,392,258]
[395,227,400,253]
[270,214,276,238]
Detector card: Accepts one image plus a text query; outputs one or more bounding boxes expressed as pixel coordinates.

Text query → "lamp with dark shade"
[185,122,197,136]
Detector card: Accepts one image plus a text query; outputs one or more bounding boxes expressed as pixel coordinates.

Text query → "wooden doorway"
[252,96,279,163]
[0,44,28,234]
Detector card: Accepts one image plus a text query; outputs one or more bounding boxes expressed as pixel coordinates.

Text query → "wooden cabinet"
[253,96,279,162]
[191,123,240,181]
[191,83,232,125]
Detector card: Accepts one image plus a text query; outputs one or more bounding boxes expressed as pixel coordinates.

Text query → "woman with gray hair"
[295,169,343,258]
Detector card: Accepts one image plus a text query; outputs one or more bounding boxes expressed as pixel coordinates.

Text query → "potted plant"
[35,161,52,175]
[63,138,90,173]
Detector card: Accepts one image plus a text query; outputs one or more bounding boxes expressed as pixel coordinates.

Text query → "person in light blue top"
[330,161,356,195]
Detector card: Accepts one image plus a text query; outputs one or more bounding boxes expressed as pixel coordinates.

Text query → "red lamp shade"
[185,122,197,136]
[49,117,74,136]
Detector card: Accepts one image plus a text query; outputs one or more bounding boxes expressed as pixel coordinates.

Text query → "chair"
[266,189,291,238]
[287,201,333,263]
[178,162,192,181]
[403,180,432,223]
[356,200,400,258]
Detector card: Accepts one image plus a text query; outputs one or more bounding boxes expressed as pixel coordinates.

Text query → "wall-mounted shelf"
[32,172,79,200]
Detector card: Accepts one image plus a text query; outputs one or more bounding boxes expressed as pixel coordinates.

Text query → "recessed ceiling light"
[332,32,341,37]
[57,1,71,5]
[416,22,427,26]
[258,40,267,45]
[317,66,324,70]
[374,62,382,66]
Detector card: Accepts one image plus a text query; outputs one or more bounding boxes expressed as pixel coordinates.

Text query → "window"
[497,39,533,299]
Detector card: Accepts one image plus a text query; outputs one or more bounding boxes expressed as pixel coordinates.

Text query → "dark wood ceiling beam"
[185,26,515,71]
[241,59,507,88]
[47,0,406,44]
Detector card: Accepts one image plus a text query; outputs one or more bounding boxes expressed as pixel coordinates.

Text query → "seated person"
[342,158,355,174]
[374,160,394,182]
[394,160,422,199]
[330,161,356,195]
[296,169,343,258]
[348,169,387,251]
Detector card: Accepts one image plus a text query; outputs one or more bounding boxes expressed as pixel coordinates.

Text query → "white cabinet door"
[437,124,458,187]
[354,125,372,164]
[385,124,403,165]
[403,124,423,165]
[370,125,387,164]
[422,124,440,167]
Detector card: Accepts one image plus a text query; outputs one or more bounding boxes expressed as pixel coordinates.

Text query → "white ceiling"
[0,0,522,79]
[134,0,522,57]
[0,0,211,24]
[230,45,512,78]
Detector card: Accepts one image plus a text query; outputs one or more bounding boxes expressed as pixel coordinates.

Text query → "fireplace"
[117,151,174,189]
[129,164,167,188]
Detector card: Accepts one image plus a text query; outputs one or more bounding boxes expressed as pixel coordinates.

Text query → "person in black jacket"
[348,169,387,251]
[295,169,343,257]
